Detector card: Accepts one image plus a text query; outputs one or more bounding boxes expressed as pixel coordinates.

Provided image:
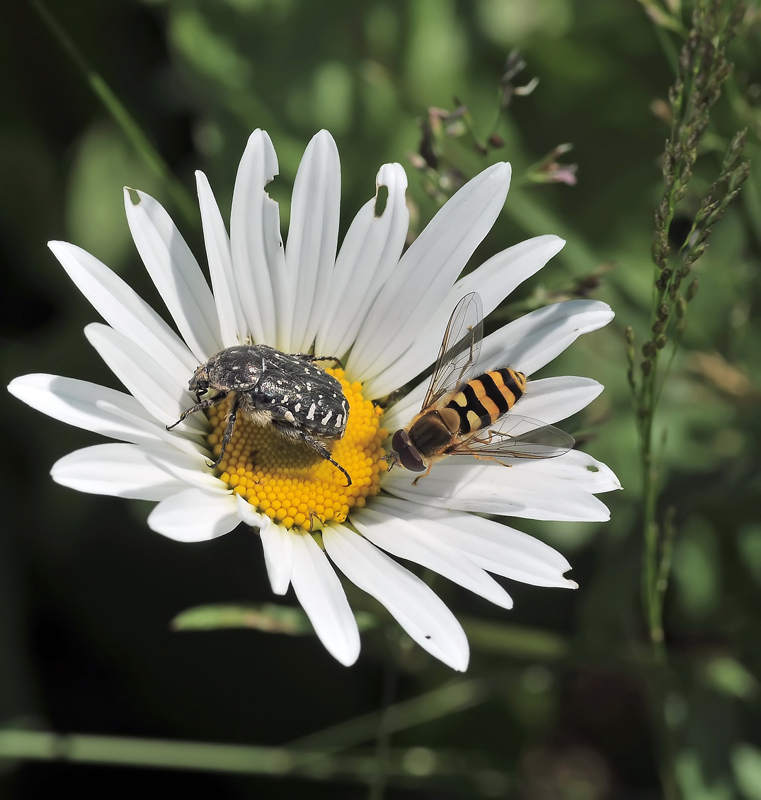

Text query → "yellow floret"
[206,368,386,531]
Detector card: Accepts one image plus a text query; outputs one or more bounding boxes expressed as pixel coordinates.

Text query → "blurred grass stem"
[367,658,399,800]
[29,0,197,226]
[0,729,505,791]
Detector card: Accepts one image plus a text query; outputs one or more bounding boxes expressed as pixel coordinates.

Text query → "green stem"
[0,729,505,789]
[638,333,673,658]
[367,658,399,800]
[288,677,487,753]
[638,384,665,654]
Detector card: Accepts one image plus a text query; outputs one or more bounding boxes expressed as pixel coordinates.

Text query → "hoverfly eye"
[392,429,409,452]
[392,430,425,472]
[399,445,425,472]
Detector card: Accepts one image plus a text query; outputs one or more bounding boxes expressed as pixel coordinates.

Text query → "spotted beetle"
[167,345,352,486]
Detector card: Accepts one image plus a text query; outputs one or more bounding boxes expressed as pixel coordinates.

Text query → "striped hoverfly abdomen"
[445,367,527,434]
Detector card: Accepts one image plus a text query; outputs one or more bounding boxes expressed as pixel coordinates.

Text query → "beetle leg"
[271,420,352,487]
[167,391,229,430]
[293,352,344,369]
[300,432,353,487]
[210,392,241,468]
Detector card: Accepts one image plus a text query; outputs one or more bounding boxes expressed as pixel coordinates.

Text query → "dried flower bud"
[727,129,747,161]
[656,334,668,350]
[688,242,707,263]
[730,161,751,191]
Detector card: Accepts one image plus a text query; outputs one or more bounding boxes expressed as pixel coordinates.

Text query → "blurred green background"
[2,0,760,797]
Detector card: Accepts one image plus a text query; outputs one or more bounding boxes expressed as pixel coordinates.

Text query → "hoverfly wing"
[452,415,575,460]
[422,292,484,410]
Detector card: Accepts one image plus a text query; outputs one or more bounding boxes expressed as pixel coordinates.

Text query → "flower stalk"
[628,0,749,654]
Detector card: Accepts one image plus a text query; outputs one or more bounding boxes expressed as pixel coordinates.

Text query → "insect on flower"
[168,345,352,486]
[389,292,575,482]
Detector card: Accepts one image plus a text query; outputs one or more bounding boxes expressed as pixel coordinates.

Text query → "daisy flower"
[8,129,620,671]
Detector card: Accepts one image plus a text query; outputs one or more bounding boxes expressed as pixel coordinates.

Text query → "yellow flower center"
[206,369,386,531]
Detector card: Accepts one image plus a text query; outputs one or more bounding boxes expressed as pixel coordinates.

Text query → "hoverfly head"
[390,429,426,473]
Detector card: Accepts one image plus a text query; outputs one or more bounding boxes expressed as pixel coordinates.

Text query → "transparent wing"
[422,292,484,410]
[450,415,575,460]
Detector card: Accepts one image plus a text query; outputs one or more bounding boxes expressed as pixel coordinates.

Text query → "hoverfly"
[388,292,574,481]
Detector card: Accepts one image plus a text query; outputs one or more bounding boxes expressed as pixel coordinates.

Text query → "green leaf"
[171,603,377,635]
[734,744,761,800]
[461,618,570,660]
[675,748,733,800]
[701,657,758,701]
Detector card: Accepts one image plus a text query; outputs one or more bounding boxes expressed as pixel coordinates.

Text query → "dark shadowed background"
[2,0,761,798]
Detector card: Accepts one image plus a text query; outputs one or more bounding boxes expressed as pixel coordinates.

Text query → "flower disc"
[209,369,387,530]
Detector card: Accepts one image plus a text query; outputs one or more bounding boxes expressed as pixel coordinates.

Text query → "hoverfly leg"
[411,461,434,486]
[470,453,513,468]
[167,391,229,431]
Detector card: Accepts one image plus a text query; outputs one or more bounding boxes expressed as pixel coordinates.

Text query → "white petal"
[315,162,409,360]
[8,374,162,446]
[257,516,294,596]
[144,445,229,494]
[383,460,612,522]
[370,497,576,589]
[453,235,565,307]
[513,376,604,425]
[230,129,281,346]
[351,506,514,609]
[84,323,205,433]
[323,525,469,671]
[51,443,193,500]
[124,188,222,362]
[348,163,511,384]
[285,131,341,353]
[234,497,292,595]
[504,449,622,494]
[290,532,360,666]
[196,170,249,347]
[235,493,272,529]
[95,397,209,458]
[48,241,197,382]
[365,235,565,398]
[379,380,428,435]
[478,300,614,377]
[147,488,239,542]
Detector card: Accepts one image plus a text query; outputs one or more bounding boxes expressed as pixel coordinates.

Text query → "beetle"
[167,344,352,486]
